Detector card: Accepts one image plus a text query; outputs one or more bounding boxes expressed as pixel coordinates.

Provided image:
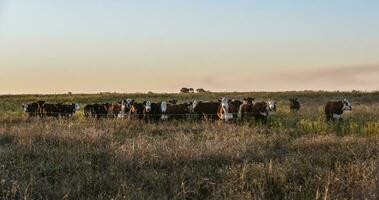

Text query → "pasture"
[0,91,378,199]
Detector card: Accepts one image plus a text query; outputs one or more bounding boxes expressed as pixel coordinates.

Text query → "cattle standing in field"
[84,103,111,119]
[325,99,352,121]
[161,101,191,121]
[108,102,123,118]
[22,102,39,117]
[191,100,220,121]
[252,101,277,124]
[143,101,163,122]
[119,98,134,118]
[40,103,61,117]
[59,103,80,118]
[289,98,300,112]
[129,102,145,120]
[240,97,255,121]
[217,98,242,122]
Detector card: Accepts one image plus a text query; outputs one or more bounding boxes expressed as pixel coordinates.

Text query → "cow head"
[243,97,254,104]
[190,100,199,112]
[73,103,80,111]
[220,97,233,121]
[144,101,152,112]
[289,98,298,103]
[267,101,277,113]
[121,98,134,111]
[161,101,167,113]
[342,99,352,111]
[22,104,28,112]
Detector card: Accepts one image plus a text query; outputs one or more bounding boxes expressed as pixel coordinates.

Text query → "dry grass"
[0,92,378,199]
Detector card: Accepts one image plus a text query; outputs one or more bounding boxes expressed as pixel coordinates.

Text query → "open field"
[0,91,378,199]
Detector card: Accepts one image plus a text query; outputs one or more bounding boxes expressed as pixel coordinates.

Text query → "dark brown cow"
[108,102,123,118]
[161,101,190,120]
[22,102,39,117]
[289,98,300,112]
[191,100,220,121]
[252,101,277,124]
[240,97,254,120]
[84,103,111,119]
[325,99,352,121]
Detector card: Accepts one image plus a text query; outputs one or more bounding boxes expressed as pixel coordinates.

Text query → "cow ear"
[243,98,247,101]
[218,100,221,103]
[143,101,147,105]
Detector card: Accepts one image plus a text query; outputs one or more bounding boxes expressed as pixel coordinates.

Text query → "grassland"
[0,91,378,199]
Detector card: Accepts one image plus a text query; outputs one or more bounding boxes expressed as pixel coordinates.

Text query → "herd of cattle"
[22,98,352,123]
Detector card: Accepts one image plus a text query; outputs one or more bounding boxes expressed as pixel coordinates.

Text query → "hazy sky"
[0,0,378,94]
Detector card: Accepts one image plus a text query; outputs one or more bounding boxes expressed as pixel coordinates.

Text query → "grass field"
[0,91,378,199]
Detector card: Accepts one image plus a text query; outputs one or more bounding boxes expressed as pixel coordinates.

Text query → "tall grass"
[0,92,378,199]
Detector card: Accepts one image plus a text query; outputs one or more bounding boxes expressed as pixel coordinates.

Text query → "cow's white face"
[161,101,167,113]
[221,97,229,112]
[191,100,199,112]
[74,103,80,111]
[267,101,277,112]
[342,99,352,111]
[145,101,151,112]
[22,104,28,112]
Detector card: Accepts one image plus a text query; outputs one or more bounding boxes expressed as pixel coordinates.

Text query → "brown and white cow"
[289,98,300,112]
[161,101,190,121]
[252,100,277,124]
[217,98,242,122]
[129,102,145,120]
[325,99,352,121]
[240,97,254,120]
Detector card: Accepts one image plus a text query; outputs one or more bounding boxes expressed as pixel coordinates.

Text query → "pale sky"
[0,0,378,94]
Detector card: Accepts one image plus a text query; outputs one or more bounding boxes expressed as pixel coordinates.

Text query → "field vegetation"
[0,91,378,199]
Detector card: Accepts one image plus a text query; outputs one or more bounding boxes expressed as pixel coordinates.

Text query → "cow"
[325,99,352,121]
[191,100,220,121]
[22,102,39,117]
[252,101,277,124]
[129,102,145,120]
[289,98,300,112]
[217,98,242,122]
[161,101,191,121]
[84,103,111,119]
[59,103,80,118]
[143,101,162,122]
[108,102,123,118]
[40,103,61,117]
[240,97,255,121]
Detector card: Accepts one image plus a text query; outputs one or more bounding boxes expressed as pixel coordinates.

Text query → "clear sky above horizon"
[0,0,378,94]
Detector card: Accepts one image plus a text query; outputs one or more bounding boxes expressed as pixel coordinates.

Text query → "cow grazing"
[289,98,300,112]
[240,97,255,120]
[191,100,220,121]
[22,102,39,117]
[161,101,191,121]
[59,103,80,118]
[325,99,352,121]
[252,101,277,124]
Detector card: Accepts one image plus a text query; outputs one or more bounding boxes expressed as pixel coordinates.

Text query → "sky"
[0,0,378,94]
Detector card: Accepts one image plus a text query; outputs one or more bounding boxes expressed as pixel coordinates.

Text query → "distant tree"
[180,88,190,93]
[67,91,72,95]
[196,88,208,93]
